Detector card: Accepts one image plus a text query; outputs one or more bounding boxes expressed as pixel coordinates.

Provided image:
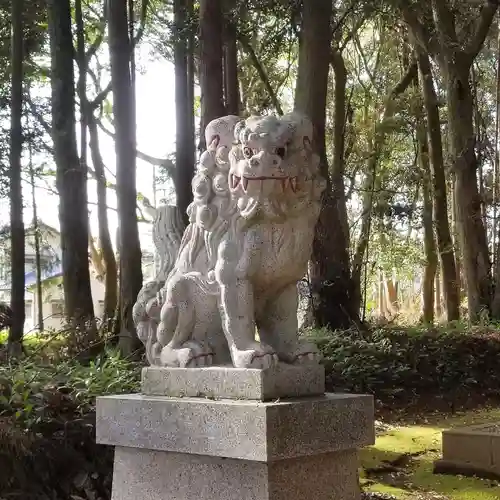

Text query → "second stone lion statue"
[133,112,325,369]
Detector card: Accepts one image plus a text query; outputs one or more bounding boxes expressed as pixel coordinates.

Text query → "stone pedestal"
[96,365,375,500]
[434,422,500,480]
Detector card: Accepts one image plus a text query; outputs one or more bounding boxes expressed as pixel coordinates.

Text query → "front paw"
[231,342,279,369]
[280,341,322,365]
[160,340,214,368]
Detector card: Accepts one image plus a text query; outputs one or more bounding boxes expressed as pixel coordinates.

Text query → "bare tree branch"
[464,0,499,63]
[134,0,151,47]
[397,0,438,56]
[96,117,175,175]
[83,0,151,111]
[237,33,284,116]
[26,98,52,135]
[340,15,368,50]
[389,61,418,98]
[84,3,106,63]
[430,0,458,51]
[353,33,378,90]
[90,81,113,111]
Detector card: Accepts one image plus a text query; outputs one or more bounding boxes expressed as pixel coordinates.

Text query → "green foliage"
[0,350,140,429]
[311,326,500,404]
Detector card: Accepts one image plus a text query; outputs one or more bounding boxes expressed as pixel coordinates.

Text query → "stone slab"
[434,422,500,479]
[111,446,362,500]
[141,364,325,401]
[96,393,374,462]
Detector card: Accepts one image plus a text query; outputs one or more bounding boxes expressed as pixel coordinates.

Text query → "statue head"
[188,113,324,232]
[206,113,322,221]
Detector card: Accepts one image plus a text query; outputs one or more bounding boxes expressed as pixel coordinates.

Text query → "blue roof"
[25,262,63,287]
[0,262,63,290]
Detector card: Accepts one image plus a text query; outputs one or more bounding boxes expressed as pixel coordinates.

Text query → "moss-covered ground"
[360,408,500,499]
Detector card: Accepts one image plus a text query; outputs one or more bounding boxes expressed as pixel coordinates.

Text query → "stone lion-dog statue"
[133,112,325,369]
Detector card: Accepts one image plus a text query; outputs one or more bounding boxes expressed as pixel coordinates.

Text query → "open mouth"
[230,174,298,193]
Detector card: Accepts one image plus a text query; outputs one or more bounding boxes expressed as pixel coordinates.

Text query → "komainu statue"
[133,113,325,369]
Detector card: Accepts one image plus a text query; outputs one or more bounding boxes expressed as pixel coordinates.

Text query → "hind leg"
[157,277,213,368]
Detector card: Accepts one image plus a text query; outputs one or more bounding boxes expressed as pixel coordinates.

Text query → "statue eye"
[275,147,286,159]
[243,147,253,159]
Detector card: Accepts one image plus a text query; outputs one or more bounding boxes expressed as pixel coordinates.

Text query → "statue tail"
[133,205,185,364]
[152,205,185,281]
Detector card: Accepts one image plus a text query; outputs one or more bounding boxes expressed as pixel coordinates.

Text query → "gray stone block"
[111,446,362,500]
[141,363,325,401]
[96,393,374,461]
[434,422,500,479]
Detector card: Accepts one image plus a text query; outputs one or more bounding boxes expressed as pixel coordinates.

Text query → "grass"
[0,329,66,349]
[360,407,500,499]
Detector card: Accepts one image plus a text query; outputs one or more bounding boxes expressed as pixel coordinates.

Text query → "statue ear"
[205,115,241,151]
[233,119,246,144]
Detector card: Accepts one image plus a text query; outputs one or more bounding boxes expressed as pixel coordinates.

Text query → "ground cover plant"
[1,325,500,498]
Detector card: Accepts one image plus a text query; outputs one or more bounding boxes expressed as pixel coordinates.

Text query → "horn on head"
[233,119,246,143]
[204,115,241,150]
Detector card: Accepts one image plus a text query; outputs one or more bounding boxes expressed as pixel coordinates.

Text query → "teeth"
[230,176,298,195]
[230,174,240,189]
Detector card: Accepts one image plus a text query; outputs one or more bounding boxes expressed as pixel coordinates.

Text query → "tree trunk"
[435,268,442,320]
[48,0,95,330]
[199,0,225,151]
[294,0,358,329]
[399,0,497,320]
[417,118,437,324]
[8,0,25,358]
[89,117,118,328]
[186,0,195,158]
[174,0,196,223]
[444,58,491,320]
[75,0,99,351]
[472,67,486,228]
[384,272,400,317]
[223,7,240,116]
[75,0,87,180]
[417,51,459,321]
[352,63,418,313]
[450,175,462,295]
[492,19,500,317]
[28,135,44,332]
[108,0,143,356]
[330,50,350,263]
[77,0,117,333]
[128,0,137,157]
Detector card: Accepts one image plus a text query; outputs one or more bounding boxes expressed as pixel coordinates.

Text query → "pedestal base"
[111,447,360,500]
[97,391,374,500]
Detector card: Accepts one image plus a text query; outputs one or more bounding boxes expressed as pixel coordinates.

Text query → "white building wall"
[30,274,106,332]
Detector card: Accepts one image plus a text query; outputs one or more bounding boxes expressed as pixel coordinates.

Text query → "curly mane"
[177,118,241,274]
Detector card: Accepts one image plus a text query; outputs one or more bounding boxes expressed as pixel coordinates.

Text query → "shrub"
[0,351,141,499]
[0,350,141,428]
[310,325,500,404]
